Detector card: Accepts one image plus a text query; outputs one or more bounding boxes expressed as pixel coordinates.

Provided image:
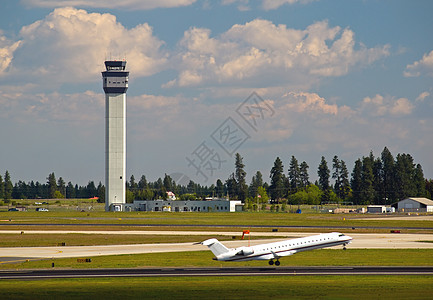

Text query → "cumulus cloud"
[0,33,22,75]
[404,50,433,77]
[12,7,167,84]
[166,19,389,88]
[360,94,413,116]
[21,0,197,10]
[0,88,104,129]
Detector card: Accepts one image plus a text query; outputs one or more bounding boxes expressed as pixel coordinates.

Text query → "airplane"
[200,232,353,266]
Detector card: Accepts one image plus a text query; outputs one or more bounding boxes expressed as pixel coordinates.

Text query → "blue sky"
[0,0,432,186]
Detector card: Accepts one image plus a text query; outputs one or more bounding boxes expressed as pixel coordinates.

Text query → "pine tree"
[351,159,362,205]
[414,164,425,197]
[0,174,4,200]
[270,157,284,202]
[288,155,301,194]
[395,153,416,200]
[361,156,375,204]
[332,155,341,199]
[381,147,395,203]
[57,177,66,197]
[216,179,224,198]
[249,171,263,197]
[317,156,330,203]
[138,175,148,189]
[234,153,248,201]
[339,160,350,200]
[299,161,310,188]
[4,171,13,201]
[372,158,384,204]
[47,172,57,199]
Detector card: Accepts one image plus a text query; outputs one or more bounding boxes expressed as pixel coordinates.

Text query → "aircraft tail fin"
[201,238,230,256]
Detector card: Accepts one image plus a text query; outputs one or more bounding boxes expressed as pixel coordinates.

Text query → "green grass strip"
[0,276,432,299]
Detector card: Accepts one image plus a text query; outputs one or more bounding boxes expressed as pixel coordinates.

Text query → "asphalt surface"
[1,266,433,279]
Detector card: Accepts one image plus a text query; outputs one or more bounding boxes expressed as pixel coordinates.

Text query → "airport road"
[0,232,433,261]
[1,266,433,279]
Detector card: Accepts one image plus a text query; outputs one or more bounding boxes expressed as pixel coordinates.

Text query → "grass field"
[1,276,432,299]
[2,211,433,230]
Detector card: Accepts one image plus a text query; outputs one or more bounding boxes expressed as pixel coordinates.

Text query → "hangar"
[397,197,433,212]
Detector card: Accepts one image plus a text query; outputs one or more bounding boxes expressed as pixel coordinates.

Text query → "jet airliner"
[200,232,352,266]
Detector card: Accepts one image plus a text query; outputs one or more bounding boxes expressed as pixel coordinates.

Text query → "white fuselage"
[214,232,352,262]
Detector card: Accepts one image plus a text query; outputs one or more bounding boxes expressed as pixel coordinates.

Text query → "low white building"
[397,197,433,212]
[125,199,243,212]
[367,205,387,213]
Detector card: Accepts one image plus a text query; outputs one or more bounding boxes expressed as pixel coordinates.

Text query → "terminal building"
[125,199,243,212]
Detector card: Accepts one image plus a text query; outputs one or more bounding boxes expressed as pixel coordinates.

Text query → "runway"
[1,266,433,279]
[1,231,433,261]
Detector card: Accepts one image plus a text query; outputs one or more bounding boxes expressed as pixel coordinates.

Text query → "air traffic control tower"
[102,61,129,211]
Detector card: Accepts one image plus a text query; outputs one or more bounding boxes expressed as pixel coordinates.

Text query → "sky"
[0,0,432,186]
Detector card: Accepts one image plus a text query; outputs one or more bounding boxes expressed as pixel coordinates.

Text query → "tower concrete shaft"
[102,61,129,211]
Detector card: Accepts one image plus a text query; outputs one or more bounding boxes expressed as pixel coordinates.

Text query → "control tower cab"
[102,61,129,93]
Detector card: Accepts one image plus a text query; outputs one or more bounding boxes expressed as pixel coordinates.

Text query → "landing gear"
[343,243,347,250]
[268,259,281,266]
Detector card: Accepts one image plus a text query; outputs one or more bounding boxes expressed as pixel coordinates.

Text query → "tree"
[216,179,224,198]
[163,174,175,192]
[351,159,362,205]
[0,174,4,200]
[129,175,138,190]
[234,153,248,201]
[332,156,341,198]
[249,171,263,197]
[360,156,375,204]
[97,182,105,203]
[256,186,269,204]
[57,177,66,198]
[66,182,75,198]
[225,174,236,199]
[288,155,301,194]
[317,156,330,203]
[339,160,351,200]
[394,153,416,200]
[381,147,395,203]
[299,161,310,188]
[372,158,384,204]
[4,171,13,201]
[138,175,148,189]
[269,157,284,202]
[47,172,57,199]
[414,164,425,197]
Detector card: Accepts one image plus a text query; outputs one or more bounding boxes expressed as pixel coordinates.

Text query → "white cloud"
[360,94,413,116]
[12,7,167,84]
[167,19,389,88]
[262,0,317,10]
[404,50,433,77]
[416,91,430,102]
[21,0,197,10]
[0,33,22,75]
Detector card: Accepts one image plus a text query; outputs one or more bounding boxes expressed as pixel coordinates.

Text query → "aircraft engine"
[236,246,254,256]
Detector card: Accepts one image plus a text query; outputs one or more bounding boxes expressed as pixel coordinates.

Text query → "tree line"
[1,147,432,206]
